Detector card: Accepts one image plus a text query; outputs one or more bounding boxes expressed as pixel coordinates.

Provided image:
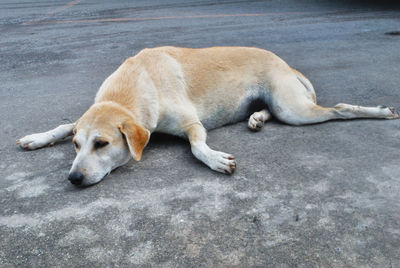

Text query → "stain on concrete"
[57,226,99,247]
[0,179,234,229]
[129,241,155,264]
[6,176,49,198]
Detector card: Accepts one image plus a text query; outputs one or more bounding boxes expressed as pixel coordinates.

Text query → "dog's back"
[97,46,294,130]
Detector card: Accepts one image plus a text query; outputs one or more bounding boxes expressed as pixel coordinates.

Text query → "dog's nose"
[68,172,84,185]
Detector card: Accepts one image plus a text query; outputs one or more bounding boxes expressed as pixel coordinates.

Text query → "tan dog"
[17,46,399,186]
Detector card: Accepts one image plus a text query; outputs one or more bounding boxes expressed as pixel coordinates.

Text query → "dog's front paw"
[208,151,236,175]
[16,133,52,150]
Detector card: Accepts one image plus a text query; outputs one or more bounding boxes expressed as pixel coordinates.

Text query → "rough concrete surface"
[1,0,400,267]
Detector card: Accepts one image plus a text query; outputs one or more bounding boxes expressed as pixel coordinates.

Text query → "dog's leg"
[248,109,271,131]
[332,103,399,120]
[270,74,399,125]
[185,123,236,174]
[17,123,74,150]
[273,102,399,126]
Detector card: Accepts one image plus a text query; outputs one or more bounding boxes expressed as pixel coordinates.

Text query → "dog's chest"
[155,112,187,137]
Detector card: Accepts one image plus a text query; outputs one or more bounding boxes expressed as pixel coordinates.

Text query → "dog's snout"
[68,172,85,185]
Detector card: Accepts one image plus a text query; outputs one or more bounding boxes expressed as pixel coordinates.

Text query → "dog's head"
[68,102,150,186]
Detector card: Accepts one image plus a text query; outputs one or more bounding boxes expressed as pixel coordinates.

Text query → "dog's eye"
[94,140,109,150]
[73,141,80,149]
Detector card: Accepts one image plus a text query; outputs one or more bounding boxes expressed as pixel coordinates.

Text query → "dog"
[17,46,399,186]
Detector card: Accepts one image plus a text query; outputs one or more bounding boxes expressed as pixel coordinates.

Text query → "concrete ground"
[1,0,400,266]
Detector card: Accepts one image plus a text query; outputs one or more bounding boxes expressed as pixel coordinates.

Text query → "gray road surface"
[1,0,400,266]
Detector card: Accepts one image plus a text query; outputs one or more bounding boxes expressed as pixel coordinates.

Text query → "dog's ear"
[118,119,150,161]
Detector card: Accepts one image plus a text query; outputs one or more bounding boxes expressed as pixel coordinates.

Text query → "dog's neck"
[94,100,156,132]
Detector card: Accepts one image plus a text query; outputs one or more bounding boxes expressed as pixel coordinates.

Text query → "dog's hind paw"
[379,105,400,119]
[248,110,271,131]
[248,112,265,131]
[388,107,400,119]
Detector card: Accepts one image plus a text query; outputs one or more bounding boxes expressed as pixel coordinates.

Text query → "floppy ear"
[118,119,150,161]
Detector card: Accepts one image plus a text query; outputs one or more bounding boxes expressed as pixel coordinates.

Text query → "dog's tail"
[291,68,317,103]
